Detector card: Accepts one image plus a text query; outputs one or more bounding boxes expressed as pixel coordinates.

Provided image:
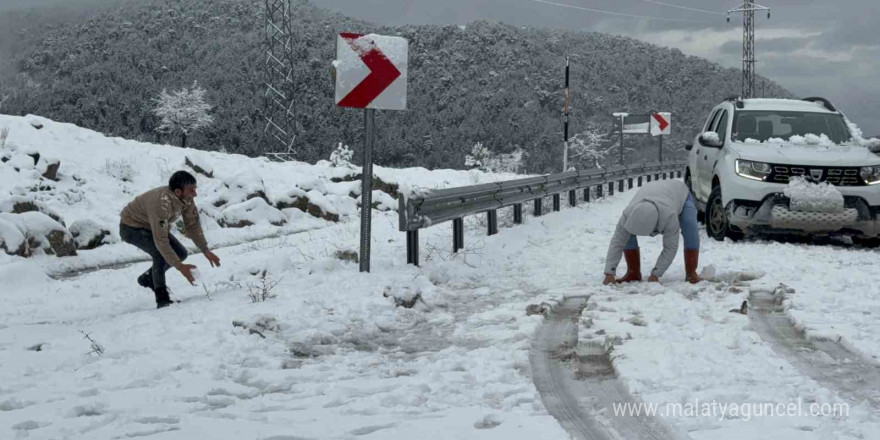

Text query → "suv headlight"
[860,166,880,185]
[735,160,772,181]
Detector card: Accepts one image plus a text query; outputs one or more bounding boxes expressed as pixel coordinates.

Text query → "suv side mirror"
[698,132,723,148]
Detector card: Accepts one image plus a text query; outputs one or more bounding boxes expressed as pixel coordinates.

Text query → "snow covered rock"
[224,170,268,204]
[219,198,287,228]
[184,155,214,178]
[273,188,340,222]
[36,156,60,181]
[0,196,65,226]
[0,212,76,257]
[783,177,844,213]
[68,219,111,250]
[329,172,400,199]
[0,217,26,256]
[359,190,397,211]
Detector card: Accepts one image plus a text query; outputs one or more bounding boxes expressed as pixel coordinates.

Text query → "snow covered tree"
[465,142,492,171]
[569,128,611,170]
[152,81,214,148]
[329,142,354,168]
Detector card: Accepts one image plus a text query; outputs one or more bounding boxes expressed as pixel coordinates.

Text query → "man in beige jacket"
[120,171,220,308]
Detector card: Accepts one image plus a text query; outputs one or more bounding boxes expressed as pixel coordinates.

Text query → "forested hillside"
[0,0,791,172]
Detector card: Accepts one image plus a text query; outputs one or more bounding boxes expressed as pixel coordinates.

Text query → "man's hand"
[648,274,660,283]
[179,264,198,285]
[686,273,702,284]
[603,274,616,285]
[204,250,221,268]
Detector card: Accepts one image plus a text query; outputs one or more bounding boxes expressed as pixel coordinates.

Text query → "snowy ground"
[3,116,880,439]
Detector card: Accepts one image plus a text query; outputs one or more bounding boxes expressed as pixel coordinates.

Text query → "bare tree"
[569,128,612,170]
[152,81,214,148]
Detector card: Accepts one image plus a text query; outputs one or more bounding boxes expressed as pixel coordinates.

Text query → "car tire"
[853,236,880,248]
[705,185,743,242]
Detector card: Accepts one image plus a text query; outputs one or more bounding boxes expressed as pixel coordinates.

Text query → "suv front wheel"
[706,185,743,242]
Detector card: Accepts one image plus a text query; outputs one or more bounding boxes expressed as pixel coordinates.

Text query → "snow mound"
[0,217,26,255]
[784,177,844,213]
[0,211,76,256]
[220,198,287,228]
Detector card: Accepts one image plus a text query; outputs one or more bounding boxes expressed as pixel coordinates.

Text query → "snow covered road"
[4,180,880,439]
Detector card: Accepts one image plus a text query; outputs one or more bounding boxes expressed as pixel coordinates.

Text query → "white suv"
[685,97,880,246]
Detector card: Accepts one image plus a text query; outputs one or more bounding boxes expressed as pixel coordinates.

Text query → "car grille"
[769,164,864,186]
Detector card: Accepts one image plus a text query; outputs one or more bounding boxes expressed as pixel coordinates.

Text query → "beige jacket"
[120,186,208,269]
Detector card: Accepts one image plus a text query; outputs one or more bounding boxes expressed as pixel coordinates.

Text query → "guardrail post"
[618,180,624,192]
[677,170,682,178]
[638,176,643,187]
[534,198,543,217]
[655,173,660,180]
[608,182,614,196]
[514,204,523,224]
[453,218,464,253]
[569,190,576,207]
[647,174,652,183]
[406,230,419,266]
[584,187,590,202]
[597,184,603,198]
[487,210,498,236]
[553,194,561,212]
[628,178,633,189]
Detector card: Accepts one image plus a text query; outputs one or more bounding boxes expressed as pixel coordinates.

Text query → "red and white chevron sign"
[651,112,671,136]
[335,33,408,111]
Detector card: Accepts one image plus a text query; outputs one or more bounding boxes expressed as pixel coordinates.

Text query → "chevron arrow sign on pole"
[651,112,671,136]
[335,33,408,111]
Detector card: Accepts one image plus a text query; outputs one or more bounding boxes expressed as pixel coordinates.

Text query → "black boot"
[154,287,174,309]
[137,270,153,290]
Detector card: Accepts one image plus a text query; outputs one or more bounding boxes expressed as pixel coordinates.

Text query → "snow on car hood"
[730,141,880,167]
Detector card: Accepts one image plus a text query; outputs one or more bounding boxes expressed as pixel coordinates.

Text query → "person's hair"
[169,171,197,192]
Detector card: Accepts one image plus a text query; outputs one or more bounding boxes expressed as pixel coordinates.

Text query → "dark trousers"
[119,224,187,290]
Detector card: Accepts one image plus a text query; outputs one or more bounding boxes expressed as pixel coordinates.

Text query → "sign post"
[563,57,570,172]
[650,112,671,162]
[335,33,408,273]
[613,112,629,165]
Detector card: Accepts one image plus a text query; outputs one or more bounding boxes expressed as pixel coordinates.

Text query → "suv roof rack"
[802,97,837,112]
[724,95,745,109]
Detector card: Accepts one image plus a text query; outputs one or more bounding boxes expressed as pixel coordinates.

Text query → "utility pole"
[563,57,571,172]
[728,1,771,99]
[263,0,298,157]
[613,112,628,165]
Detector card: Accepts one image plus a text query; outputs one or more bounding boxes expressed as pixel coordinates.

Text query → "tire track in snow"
[749,285,880,408]
[530,296,685,440]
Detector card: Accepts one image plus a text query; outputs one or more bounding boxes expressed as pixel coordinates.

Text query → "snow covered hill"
[2,116,880,440]
[0,114,519,273]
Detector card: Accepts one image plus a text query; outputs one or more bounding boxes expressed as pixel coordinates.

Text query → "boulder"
[0,212,76,257]
[69,219,111,250]
[0,217,26,256]
[0,196,65,226]
[185,155,214,178]
[220,198,287,228]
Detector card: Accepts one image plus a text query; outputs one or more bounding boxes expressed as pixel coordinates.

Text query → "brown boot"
[684,249,701,284]
[616,249,642,283]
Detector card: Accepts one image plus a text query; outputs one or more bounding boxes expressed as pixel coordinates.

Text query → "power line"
[525,0,712,24]
[637,0,726,15]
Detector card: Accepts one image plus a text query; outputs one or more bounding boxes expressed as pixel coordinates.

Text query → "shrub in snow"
[102,158,138,183]
[0,127,8,149]
[0,217,26,256]
[465,142,492,170]
[184,155,214,178]
[69,219,111,250]
[0,196,65,226]
[152,80,214,149]
[783,177,844,213]
[219,198,287,228]
[486,149,524,174]
[0,212,77,257]
[329,142,354,168]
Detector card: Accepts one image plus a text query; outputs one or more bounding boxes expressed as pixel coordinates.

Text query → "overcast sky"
[310,0,878,133]
[3,0,876,132]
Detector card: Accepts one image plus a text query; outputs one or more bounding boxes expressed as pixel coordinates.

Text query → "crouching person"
[602,179,701,285]
[119,171,221,308]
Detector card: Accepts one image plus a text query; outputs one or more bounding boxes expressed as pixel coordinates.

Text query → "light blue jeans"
[624,194,700,250]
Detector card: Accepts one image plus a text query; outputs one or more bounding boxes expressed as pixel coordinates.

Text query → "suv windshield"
[731,111,853,144]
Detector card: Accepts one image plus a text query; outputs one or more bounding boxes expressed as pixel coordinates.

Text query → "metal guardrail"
[398,161,686,265]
